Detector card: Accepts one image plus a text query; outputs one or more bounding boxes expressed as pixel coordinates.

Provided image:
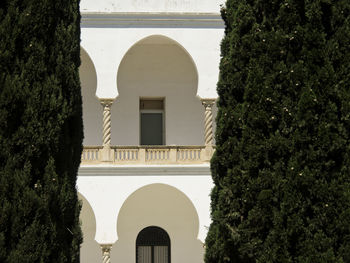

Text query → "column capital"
[99,98,114,107]
[101,243,113,251]
[201,98,216,108]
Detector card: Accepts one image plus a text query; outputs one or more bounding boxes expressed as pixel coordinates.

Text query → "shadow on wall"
[112,183,204,263]
[78,193,101,263]
[114,35,204,146]
[80,47,103,146]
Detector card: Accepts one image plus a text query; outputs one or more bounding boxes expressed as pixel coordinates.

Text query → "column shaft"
[201,98,216,162]
[201,98,216,146]
[100,99,114,148]
[99,99,115,162]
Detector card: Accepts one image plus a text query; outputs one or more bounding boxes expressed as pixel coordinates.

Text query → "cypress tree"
[206,1,350,262]
[0,0,82,262]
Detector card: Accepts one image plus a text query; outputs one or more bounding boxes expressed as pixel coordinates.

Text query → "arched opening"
[78,193,100,263]
[80,47,102,145]
[136,226,171,263]
[112,183,204,263]
[113,35,203,146]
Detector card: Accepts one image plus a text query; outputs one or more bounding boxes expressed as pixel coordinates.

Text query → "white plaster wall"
[80,0,225,13]
[80,28,223,99]
[113,184,204,263]
[113,36,203,145]
[80,48,103,145]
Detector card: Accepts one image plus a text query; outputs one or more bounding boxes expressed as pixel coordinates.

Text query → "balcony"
[80,35,217,167]
[81,145,214,165]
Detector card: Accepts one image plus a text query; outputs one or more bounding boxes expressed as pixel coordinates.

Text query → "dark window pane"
[141,113,163,145]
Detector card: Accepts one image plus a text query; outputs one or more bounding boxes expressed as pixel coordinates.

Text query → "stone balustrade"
[81,145,213,165]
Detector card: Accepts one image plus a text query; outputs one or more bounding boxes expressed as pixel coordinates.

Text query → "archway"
[113,35,203,146]
[112,183,204,263]
[78,193,100,263]
[80,47,102,146]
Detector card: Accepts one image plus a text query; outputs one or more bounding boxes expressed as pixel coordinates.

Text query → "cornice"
[81,12,224,28]
[78,164,211,176]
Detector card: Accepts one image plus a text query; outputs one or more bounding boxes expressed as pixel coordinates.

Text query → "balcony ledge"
[81,145,214,165]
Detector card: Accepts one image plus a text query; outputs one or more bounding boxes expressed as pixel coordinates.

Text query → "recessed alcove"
[113,35,204,146]
[112,183,204,263]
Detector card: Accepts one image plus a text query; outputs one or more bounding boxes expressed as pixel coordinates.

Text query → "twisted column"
[99,99,115,162]
[101,244,112,263]
[201,99,216,146]
[100,99,114,148]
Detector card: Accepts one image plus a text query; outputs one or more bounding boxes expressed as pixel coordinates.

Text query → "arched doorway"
[136,226,171,263]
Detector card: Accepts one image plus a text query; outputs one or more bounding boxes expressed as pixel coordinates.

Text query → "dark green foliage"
[0,0,82,262]
[206,1,350,262]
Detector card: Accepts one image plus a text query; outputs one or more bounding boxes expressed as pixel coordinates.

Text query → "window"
[140,99,165,145]
[136,226,170,263]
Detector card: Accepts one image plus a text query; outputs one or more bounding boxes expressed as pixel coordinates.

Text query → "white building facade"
[78,1,224,262]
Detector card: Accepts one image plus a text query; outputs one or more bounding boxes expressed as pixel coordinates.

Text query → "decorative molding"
[81,12,224,28]
[78,164,211,176]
